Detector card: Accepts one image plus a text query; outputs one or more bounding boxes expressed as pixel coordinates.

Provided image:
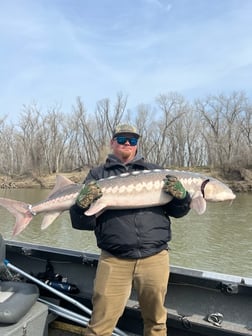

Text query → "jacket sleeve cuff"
[71,203,88,214]
[69,204,96,231]
[170,191,191,204]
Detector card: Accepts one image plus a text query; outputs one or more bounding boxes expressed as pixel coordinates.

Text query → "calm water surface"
[0,188,251,278]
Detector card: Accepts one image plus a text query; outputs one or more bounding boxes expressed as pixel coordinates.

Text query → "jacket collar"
[104,153,149,170]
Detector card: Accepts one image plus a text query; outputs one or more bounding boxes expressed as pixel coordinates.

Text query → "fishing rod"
[38,298,125,336]
[38,298,123,336]
[4,259,92,314]
[4,259,128,336]
[38,297,89,325]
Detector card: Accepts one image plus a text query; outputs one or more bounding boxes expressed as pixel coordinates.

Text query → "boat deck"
[3,240,252,336]
[48,321,138,336]
[48,321,86,336]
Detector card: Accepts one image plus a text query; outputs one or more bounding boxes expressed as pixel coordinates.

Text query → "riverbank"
[0,168,252,192]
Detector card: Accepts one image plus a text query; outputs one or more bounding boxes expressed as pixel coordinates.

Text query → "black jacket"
[70,154,191,259]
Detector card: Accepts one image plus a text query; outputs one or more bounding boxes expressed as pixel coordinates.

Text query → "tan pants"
[85,250,170,336]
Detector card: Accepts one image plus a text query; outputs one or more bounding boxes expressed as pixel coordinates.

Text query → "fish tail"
[0,197,33,236]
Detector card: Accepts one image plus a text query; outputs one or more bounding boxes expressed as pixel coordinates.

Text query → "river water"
[0,188,251,278]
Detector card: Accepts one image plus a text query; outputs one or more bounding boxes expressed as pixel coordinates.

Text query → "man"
[70,123,191,336]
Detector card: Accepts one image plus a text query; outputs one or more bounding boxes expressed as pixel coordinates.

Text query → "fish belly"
[86,179,173,215]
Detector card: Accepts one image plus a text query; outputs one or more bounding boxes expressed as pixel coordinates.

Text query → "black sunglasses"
[114,136,138,146]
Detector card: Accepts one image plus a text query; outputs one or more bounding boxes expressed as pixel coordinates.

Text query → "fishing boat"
[1,235,252,336]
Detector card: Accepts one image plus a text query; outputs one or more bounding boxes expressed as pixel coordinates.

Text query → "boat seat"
[0,234,39,324]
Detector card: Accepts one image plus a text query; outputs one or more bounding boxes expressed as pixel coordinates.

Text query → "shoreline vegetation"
[0,168,252,193]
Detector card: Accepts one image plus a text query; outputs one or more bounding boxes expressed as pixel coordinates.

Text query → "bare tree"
[135,104,157,160]
[0,119,17,175]
[93,93,129,164]
[195,91,249,168]
[16,104,44,175]
[69,97,99,167]
[0,90,251,176]
[155,92,187,166]
[39,106,70,174]
[239,104,252,166]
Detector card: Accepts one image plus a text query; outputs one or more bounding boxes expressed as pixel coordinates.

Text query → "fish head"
[203,179,236,202]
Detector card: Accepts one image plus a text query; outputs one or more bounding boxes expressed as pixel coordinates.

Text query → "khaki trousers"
[85,249,170,336]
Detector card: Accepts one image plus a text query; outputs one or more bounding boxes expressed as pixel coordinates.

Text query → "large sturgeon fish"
[0,169,235,236]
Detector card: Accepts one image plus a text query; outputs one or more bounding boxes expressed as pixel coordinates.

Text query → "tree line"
[0,91,251,177]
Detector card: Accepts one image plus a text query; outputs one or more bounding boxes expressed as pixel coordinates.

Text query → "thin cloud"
[0,0,252,120]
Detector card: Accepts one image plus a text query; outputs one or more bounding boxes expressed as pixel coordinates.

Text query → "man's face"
[111,133,138,162]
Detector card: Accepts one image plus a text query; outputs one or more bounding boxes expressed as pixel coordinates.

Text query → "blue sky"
[1,0,252,122]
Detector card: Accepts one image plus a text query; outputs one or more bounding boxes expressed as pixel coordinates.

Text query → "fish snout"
[203,180,236,202]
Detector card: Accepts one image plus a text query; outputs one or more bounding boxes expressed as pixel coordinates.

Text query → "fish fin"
[84,202,107,216]
[95,210,105,217]
[0,197,33,236]
[48,175,75,198]
[190,191,207,215]
[41,212,62,229]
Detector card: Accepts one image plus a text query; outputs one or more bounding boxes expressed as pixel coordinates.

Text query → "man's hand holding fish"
[163,175,187,199]
[76,181,103,209]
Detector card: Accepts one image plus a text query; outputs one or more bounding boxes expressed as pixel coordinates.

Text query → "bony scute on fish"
[0,170,235,236]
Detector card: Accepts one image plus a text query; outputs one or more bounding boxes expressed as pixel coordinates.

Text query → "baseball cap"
[113,123,140,138]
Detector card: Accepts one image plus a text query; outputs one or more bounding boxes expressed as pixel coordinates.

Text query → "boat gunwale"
[5,239,252,288]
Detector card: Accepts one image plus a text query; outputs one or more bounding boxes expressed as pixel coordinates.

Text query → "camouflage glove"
[163,175,186,199]
[76,181,103,209]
